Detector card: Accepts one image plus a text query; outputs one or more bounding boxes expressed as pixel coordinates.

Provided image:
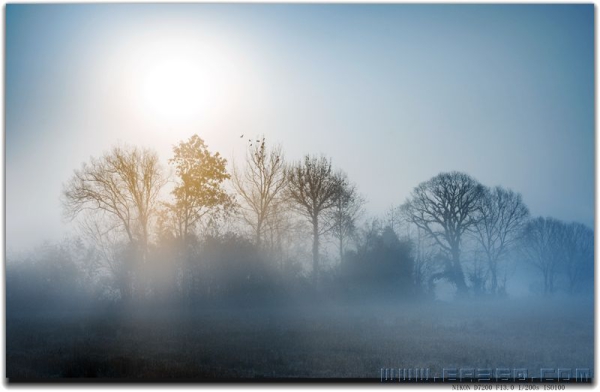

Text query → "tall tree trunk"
[255,221,262,248]
[141,220,149,263]
[312,216,319,286]
[490,260,498,296]
[428,271,447,299]
[339,233,344,264]
[451,246,468,296]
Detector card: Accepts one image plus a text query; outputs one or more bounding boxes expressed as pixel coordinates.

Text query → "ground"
[6,297,594,381]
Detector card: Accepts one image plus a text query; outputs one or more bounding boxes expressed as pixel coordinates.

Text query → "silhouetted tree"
[62,145,165,263]
[472,186,529,295]
[385,204,403,236]
[562,222,594,294]
[6,240,97,311]
[342,225,414,299]
[287,155,342,285]
[77,215,134,299]
[200,233,276,303]
[520,217,564,295]
[466,249,488,296]
[231,137,288,247]
[410,226,439,297]
[387,204,436,295]
[401,171,485,296]
[327,173,365,263]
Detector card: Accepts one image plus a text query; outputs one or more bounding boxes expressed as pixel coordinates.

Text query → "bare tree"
[78,214,124,279]
[287,155,342,284]
[472,186,529,295]
[410,225,439,297]
[62,145,165,261]
[401,171,485,296]
[231,137,288,247]
[466,248,489,296]
[388,204,435,294]
[520,217,564,295]
[385,204,403,237]
[77,214,133,299]
[327,173,365,263]
[562,222,594,294]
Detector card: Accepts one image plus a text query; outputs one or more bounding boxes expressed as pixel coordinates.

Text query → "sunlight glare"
[140,57,212,123]
[125,34,242,128]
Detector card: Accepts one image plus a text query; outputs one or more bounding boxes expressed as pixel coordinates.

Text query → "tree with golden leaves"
[163,134,233,243]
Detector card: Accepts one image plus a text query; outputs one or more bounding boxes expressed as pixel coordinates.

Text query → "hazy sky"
[6,4,594,252]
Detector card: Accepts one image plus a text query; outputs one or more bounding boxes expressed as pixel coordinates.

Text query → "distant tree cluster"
[520,217,593,295]
[6,135,594,312]
[398,171,593,298]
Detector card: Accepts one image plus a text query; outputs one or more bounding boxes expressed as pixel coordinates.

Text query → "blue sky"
[6,4,595,251]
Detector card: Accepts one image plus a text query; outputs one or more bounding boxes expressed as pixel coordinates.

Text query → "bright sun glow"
[140,58,211,123]
[124,33,243,127]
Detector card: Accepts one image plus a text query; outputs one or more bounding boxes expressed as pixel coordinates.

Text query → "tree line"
[6,134,594,310]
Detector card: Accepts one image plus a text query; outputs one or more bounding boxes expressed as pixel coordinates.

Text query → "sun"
[139,57,212,124]
[124,34,242,127]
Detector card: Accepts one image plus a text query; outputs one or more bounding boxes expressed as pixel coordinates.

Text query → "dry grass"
[6,297,593,381]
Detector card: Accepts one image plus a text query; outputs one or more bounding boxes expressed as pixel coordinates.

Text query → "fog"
[6,170,595,380]
[5,4,594,382]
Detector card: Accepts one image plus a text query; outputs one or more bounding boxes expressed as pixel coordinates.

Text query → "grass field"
[6,297,594,381]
